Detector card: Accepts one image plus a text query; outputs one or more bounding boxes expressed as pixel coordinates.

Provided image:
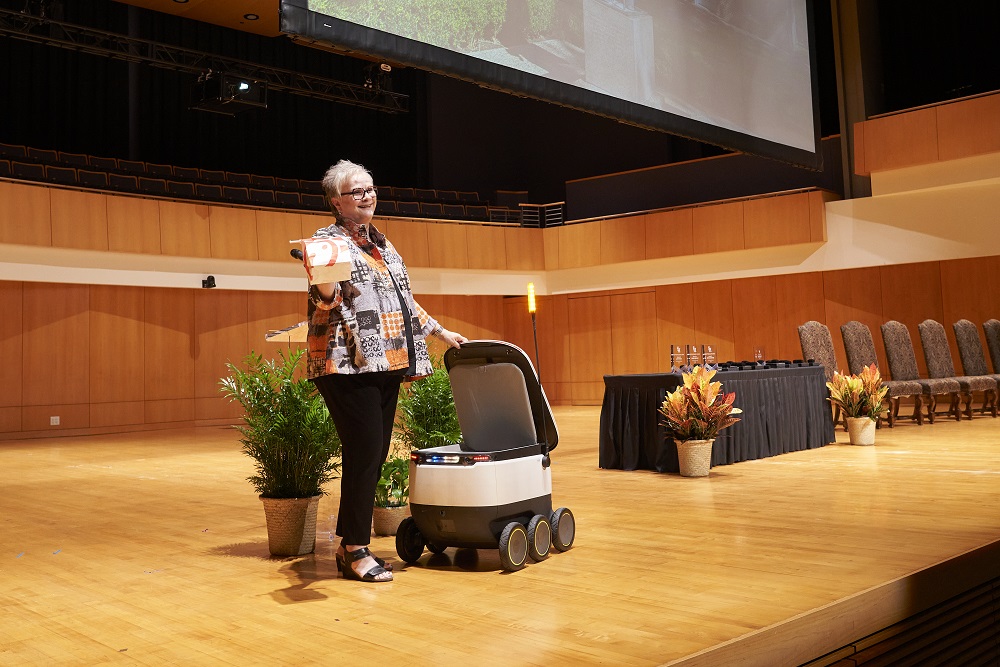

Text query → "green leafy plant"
[395,356,461,451]
[220,349,341,498]
[826,363,889,420]
[659,365,742,441]
[375,451,410,508]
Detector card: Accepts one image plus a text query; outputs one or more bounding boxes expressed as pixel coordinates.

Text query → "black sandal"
[336,547,392,572]
[341,547,392,582]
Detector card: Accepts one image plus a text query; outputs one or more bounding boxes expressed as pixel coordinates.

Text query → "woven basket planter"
[677,439,714,477]
[846,417,876,445]
[372,504,410,537]
[260,495,321,556]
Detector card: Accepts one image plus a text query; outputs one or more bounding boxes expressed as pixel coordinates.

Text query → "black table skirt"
[599,366,836,472]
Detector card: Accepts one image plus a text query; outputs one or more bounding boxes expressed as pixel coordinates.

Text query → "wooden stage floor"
[2,406,999,666]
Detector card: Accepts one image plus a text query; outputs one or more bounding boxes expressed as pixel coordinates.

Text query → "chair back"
[880,321,921,382]
[984,319,1000,374]
[953,319,990,376]
[797,321,837,381]
[840,321,878,375]
[917,319,957,378]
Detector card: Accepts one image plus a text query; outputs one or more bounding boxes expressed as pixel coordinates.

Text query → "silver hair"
[321,159,372,213]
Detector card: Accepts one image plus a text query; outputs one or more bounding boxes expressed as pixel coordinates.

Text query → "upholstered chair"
[798,320,842,427]
[840,321,923,426]
[952,319,1000,417]
[880,320,960,423]
[918,319,997,419]
[984,319,1000,373]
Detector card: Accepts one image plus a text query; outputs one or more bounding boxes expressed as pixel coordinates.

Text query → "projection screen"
[280,0,822,168]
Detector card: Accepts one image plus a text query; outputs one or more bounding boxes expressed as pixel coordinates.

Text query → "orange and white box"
[295,237,352,284]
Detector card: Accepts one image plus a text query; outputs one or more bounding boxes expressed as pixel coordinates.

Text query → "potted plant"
[372,449,410,536]
[372,357,462,536]
[659,365,742,477]
[826,363,888,445]
[220,349,341,556]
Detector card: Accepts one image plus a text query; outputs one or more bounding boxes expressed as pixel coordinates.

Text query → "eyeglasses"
[344,186,377,200]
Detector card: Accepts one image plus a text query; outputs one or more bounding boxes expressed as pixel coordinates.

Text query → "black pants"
[312,372,403,545]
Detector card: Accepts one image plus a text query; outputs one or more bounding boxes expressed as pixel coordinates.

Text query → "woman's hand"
[438,328,468,349]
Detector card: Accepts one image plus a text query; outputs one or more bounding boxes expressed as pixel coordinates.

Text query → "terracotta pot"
[372,504,411,536]
[260,495,321,556]
[846,417,876,445]
[677,439,714,477]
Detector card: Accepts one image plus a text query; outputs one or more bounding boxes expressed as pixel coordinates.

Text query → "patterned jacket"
[306,222,440,380]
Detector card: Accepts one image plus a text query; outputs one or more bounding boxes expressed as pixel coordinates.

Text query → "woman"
[306,160,467,583]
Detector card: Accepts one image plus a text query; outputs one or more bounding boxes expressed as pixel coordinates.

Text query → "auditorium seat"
[195,183,224,200]
[419,202,443,217]
[300,193,326,210]
[465,204,488,220]
[89,156,119,171]
[139,177,168,195]
[414,188,436,202]
[840,320,923,426]
[274,177,299,191]
[12,161,45,180]
[250,188,275,205]
[300,180,324,193]
[397,200,420,216]
[251,174,276,189]
[437,190,459,202]
[57,151,89,166]
[377,199,397,215]
[200,169,226,184]
[167,180,196,197]
[379,185,395,198]
[45,165,78,185]
[27,147,58,163]
[0,159,10,177]
[394,187,415,200]
[275,190,300,207]
[489,206,520,223]
[109,173,138,192]
[226,172,252,185]
[118,159,146,175]
[442,203,466,218]
[457,191,480,202]
[146,163,173,177]
[173,165,200,180]
[881,320,960,423]
[0,143,27,159]
[223,186,249,203]
[78,169,109,188]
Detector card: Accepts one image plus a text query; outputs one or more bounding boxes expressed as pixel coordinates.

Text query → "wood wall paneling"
[384,220,430,268]
[89,285,145,405]
[610,291,658,375]
[194,290,250,420]
[862,107,938,173]
[557,222,600,269]
[21,282,90,407]
[774,272,827,361]
[567,295,611,404]
[255,210,303,263]
[692,201,745,255]
[879,262,944,377]
[49,189,108,251]
[503,295,571,402]
[654,283,696,372]
[248,290,306,363]
[90,401,144,428]
[854,120,867,176]
[158,201,211,257]
[465,225,507,270]
[145,398,195,424]
[107,195,161,254]
[691,280,735,363]
[0,181,51,246]
[301,213,329,240]
[939,255,1000,370]
[21,403,90,431]
[808,190,833,243]
[822,267,884,374]
[0,406,20,433]
[143,287,195,404]
[600,216,646,265]
[743,193,811,250]
[208,206,259,260]
[425,223,469,269]
[0,281,23,408]
[731,276,779,362]
[645,209,694,260]
[542,227,560,271]
[935,94,1000,162]
[503,227,544,271]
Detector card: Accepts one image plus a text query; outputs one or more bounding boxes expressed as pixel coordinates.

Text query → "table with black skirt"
[598,365,836,472]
